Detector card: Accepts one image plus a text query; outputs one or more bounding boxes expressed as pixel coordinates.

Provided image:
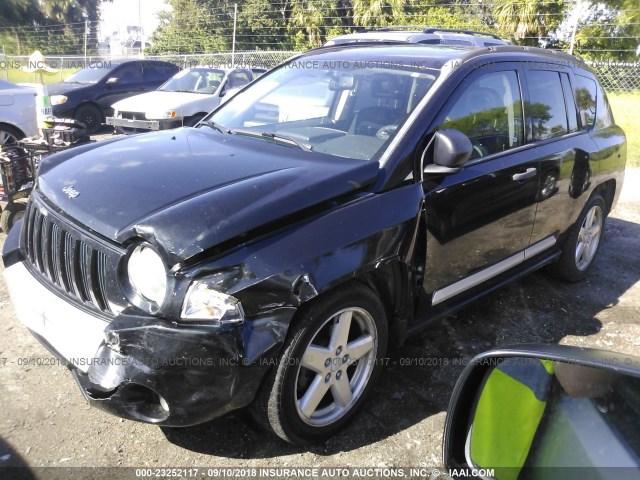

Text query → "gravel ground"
[0,152,638,478]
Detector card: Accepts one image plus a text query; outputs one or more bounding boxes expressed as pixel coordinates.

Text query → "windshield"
[206,58,439,161]
[159,68,225,94]
[65,65,116,84]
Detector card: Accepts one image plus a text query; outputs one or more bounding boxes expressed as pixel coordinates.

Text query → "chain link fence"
[587,62,640,93]
[2,50,639,93]
[0,51,299,83]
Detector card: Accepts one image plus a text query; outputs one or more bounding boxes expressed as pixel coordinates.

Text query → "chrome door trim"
[431,236,557,306]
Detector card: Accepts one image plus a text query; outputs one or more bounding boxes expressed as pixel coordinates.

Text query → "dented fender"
[184,182,425,353]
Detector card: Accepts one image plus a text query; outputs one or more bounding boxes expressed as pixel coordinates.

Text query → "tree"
[236,0,292,50]
[491,0,568,46]
[0,0,41,27]
[406,0,492,32]
[149,0,235,54]
[0,0,105,55]
[573,0,640,60]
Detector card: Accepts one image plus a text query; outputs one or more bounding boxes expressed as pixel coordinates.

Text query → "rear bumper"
[2,226,276,426]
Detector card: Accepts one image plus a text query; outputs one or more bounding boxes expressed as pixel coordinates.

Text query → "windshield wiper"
[233,128,312,151]
[262,132,312,151]
[202,120,232,134]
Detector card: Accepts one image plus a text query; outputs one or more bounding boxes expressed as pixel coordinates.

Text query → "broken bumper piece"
[4,260,271,427]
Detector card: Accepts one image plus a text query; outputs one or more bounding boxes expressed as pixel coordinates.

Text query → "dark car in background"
[48,59,179,132]
[3,44,626,445]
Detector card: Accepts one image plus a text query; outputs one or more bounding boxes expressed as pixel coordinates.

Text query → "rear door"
[419,63,542,309]
[525,67,601,245]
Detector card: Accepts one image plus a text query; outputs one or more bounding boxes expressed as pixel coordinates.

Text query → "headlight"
[50,95,67,105]
[127,245,167,305]
[145,110,176,119]
[181,282,244,324]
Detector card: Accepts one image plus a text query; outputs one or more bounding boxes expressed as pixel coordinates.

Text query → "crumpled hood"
[112,91,212,114]
[37,128,379,264]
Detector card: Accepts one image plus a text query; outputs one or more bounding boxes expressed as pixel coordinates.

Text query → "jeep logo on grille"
[62,186,80,199]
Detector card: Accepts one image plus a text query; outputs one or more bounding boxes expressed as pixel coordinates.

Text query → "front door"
[419,65,541,309]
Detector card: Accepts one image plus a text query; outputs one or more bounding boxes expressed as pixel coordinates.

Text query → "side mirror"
[423,129,472,176]
[444,345,640,479]
[105,77,119,85]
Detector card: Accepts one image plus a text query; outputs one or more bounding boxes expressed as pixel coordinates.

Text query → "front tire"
[1,202,26,233]
[252,283,388,444]
[75,104,103,134]
[548,194,606,282]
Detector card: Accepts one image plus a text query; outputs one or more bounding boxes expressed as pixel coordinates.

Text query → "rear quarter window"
[595,81,615,129]
[574,75,597,130]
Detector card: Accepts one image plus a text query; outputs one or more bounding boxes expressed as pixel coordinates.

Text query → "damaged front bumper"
[3,228,288,427]
[106,116,182,131]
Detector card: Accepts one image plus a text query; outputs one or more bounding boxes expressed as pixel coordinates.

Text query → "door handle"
[512,168,537,182]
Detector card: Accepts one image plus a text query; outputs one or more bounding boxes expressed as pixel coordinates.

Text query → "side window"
[226,71,251,90]
[560,73,579,133]
[527,70,568,141]
[595,82,614,129]
[113,64,142,84]
[144,64,174,82]
[573,75,597,130]
[438,70,524,160]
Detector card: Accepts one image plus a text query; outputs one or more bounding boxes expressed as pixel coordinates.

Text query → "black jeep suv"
[3,44,626,445]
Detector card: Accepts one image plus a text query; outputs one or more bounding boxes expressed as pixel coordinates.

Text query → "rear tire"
[251,283,388,444]
[547,194,606,282]
[1,202,26,233]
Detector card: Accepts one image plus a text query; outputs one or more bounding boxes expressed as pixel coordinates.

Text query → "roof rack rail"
[460,45,585,65]
[422,28,502,40]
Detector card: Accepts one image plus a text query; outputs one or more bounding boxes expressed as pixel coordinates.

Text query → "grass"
[1,68,78,85]
[609,92,640,167]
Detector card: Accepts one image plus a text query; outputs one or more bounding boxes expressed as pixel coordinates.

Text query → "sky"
[99,0,169,41]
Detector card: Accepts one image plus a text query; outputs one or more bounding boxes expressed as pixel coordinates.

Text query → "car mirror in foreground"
[444,345,640,480]
[423,129,472,176]
[106,77,119,85]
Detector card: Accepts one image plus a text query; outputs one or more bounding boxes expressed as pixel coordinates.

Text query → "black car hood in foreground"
[37,128,380,263]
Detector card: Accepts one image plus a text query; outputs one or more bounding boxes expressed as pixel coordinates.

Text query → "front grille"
[121,112,145,120]
[23,199,120,315]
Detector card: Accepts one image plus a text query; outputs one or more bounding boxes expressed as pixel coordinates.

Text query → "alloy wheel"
[294,307,378,427]
[0,130,19,147]
[575,204,603,271]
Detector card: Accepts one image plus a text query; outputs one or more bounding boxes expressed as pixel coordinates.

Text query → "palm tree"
[492,0,566,44]
[351,0,406,27]
[0,0,40,26]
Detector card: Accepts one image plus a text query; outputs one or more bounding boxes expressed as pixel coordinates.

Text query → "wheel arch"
[0,122,26,139]
[74,101,105,119]
[279,258,410,352]
[594,178,616,215]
